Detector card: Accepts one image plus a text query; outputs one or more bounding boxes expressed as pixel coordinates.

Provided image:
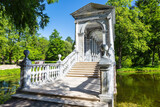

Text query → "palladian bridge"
[12,3,116,107]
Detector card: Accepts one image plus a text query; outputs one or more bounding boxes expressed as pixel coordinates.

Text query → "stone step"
[19,88,100,101]
[12,93,107,107]
[73,64,98,67]
[74,63,98,65]
[71,68,99,70]
[76,62,98,63]
[68,72,99,75]
[69,70,99,73]
[67,75,100,78]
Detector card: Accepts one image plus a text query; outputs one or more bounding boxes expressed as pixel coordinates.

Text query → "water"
[116,74,160,107]
[1,74,160,106]
[0,77,19,104]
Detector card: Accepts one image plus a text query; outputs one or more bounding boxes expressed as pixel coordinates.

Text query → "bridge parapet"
[19,48,78,90]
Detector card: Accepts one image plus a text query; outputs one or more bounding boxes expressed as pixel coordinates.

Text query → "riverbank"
[117,66,160,75]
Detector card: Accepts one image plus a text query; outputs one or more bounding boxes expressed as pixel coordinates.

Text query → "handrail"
[19,49,78,89]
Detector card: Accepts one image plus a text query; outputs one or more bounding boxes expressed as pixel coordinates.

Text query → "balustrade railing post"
[74,45,79,62]
[19,50,32,90]
[46,65,50,82]
[98,44,114,107]
[58,54,63,78]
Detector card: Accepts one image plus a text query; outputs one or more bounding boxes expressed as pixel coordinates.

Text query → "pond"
[0,74,160,106]
[116,74,160,107]
[0,76,20,104]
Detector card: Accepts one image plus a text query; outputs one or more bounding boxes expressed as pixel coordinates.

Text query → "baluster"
[45,65,49,82]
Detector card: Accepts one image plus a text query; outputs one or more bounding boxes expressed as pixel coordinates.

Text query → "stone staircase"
[10,62,109,106]
[67,62,100,78]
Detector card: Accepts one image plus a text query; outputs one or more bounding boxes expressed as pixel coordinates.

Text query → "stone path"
[0,65,20,70]
[26,77,100,100]
[11,77,102,106]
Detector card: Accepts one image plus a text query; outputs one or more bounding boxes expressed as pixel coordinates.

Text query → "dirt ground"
[0,65,20,70]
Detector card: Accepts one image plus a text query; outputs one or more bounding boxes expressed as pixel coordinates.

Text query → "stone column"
[102,30,107,45]
[92,37,94,61]
[19,50,32,90]
[75,22,79,51]
[78,33,85,62]
[89,37,92,62]
[93,38,95,61]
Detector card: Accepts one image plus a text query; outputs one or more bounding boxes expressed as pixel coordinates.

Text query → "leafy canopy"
[0,0,58,32]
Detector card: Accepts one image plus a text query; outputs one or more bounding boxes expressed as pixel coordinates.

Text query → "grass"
[0,68,20,77]
[31,61,56,64]
[44,61,57,63]
[0,75,20,81]
[117,65,160,75]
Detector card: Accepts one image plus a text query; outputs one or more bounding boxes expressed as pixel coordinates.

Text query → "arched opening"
[83,22,103,62]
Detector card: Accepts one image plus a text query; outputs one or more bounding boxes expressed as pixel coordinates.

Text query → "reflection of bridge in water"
[12,3,116,107]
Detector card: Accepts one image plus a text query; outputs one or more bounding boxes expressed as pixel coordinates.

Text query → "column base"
[99,94,114,107]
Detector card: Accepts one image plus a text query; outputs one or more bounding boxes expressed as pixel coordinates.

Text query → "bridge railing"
[19,49,78,89]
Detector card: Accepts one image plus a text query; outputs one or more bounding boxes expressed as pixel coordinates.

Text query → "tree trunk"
[9,51,13,64]
[158,47,160,60]
[152,44,156,66]
[2,56,5,64]
[118,46,122,69]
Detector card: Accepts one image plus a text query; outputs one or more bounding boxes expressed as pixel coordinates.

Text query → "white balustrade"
[20,49,78,89]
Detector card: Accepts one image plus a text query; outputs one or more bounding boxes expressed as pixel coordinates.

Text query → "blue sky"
[38,0,136,40]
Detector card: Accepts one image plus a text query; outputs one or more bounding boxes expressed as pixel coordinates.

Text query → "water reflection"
[1,74,160,106]
[117,74,160,107]
[0,78,19,104]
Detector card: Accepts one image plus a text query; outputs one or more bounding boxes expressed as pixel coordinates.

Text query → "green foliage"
[106,0,157,68]
[136,0,160,66]
[64,41,72,57]
[46,29,73,61]
[65,36,73,44]
[0,68,20,77]
[26,35,49,60]
[0,0,58,32]
[46,38,65,60]
[49,29,62,41]
[121,57,132,67]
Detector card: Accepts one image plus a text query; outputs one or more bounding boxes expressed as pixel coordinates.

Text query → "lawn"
[0,69,20,77]
[117,66,160,75]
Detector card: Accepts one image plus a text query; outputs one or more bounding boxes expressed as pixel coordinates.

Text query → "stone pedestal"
[98,57,114,107]
[19,50,32,90]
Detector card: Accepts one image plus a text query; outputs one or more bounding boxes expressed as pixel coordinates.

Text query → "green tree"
[65,36,73,44]
[136,0,160,65]
[46,38,65,60]
[64,41,72,57]
[49,29,62,41]
[46,29,65,60]
[0,12,8,64]
[107,0,150,68]
[0,0,58,32]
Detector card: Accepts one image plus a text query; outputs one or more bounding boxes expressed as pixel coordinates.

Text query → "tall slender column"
[75,23,79,51]
[90,37,92,62]
[102,30,107,45]
[92,37,94,61]
[78,33,85,62]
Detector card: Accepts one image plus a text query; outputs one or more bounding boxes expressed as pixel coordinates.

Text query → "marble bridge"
[12,3,116,107]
